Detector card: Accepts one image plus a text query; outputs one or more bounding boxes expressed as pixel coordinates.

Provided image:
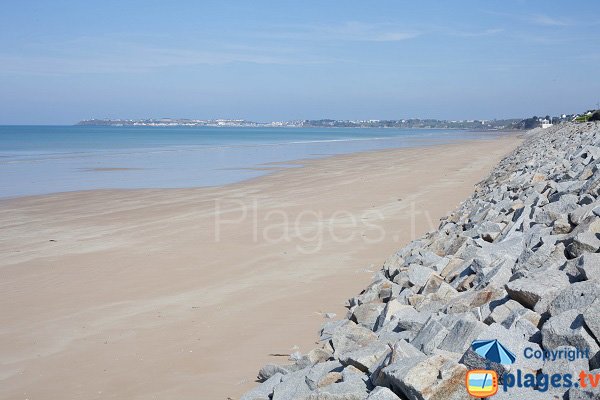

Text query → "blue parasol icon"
[471,339,516,365]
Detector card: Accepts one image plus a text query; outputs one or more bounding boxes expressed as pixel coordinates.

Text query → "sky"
[0,0,599,124]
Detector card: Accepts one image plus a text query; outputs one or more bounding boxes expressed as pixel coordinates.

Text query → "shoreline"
[0,135,522,399]
[0,132,519,202]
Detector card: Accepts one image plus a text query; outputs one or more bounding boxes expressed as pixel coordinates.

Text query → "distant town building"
[540,118,553,129]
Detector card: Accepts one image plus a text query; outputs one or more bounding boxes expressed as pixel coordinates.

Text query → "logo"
[466,339,515,398]
[466,340,600,396]
[466,369,498,398]
[471,339,516,365]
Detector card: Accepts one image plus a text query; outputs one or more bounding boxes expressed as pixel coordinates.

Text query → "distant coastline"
[76,117,521,130]
[0,125,514,198]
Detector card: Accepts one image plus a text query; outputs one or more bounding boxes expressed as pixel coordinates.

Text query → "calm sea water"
[0,125,502,198]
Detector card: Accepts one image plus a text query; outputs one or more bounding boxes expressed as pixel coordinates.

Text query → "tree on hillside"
[516,116,540,130]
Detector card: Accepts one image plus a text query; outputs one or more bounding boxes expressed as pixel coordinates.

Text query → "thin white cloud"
[0,39,336,75]
[367,31,421,42]
[324,22,421,42]
[488,10,573,27]
[528,14,571,27]
[445,28,504,37]
[263,22,421,42]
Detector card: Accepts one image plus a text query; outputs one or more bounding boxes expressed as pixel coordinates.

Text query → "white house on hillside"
[541,118,553,129]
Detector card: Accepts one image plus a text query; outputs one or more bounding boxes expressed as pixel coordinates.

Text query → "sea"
[0,125,504,198]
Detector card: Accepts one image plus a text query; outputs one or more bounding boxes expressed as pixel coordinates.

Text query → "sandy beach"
[0,135,521,400]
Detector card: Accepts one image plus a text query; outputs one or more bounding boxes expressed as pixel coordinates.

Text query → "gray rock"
[341,364,368,380]
[307,347,333,364]
[389,339,425,361]
[509,317,541,343]
[505,269,571,313]
[567,386,600,399]
[517,241,568,272]
[390,305,429,333]
[378,283,401,302]
[542,346,589,380]
[419,251,446,268]
[352,303,386,331]
[444,286,506,316]
[258,364,289,381]
[535,195,579,224]
[339,342,390,374]
[430,256,452,273]
[477,221,504,242]
[553,217,572,234]
[567,231,600,258]
[583,298,600,343]
[484,299,525,325]
[420,274,458,299]
[407,264,435,288]
[366,386,400,400]
[541,309,600,355]
[411,318,450,355]
[375,300,409,331]
[356,280,391,305]
[317,372,343,388]
[548,280,600,316]
[438,316,486,354]
[581,167,600,196]
[372,354,424,390]
[241,372,284,400]
[477,235,525,265]
[332,322,378,357]
[570,202,599,225]
[383,253,405,279]
[305,361,343,390]
[502,307,542,329]
[474,258,514,289]
[379,354,468,400]
[376,326,415,345]
[272,366,313,400]
[409,292,451,314]
[370,340,424,388]
[307,380,368,400]
[439,258,467,280]
[493,386,563,399]
[577,253,600,280]
[308,365,369,399]
[320,320,351,342]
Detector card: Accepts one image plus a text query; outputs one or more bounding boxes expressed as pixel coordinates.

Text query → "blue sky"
[0,0,599,124]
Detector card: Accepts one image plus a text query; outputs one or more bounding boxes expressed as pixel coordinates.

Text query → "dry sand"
[0,135,521,400]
